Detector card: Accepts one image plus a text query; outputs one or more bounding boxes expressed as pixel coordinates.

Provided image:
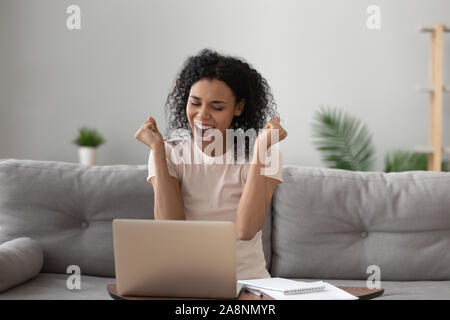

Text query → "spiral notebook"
[238,277,326,295]
[238,278,358,300]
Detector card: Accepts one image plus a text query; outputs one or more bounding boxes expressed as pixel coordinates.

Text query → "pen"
[243,287,263,298]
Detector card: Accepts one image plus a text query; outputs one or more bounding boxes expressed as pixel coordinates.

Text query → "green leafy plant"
[72,126,105,147]
[384,150,427,172]
[384,150,450,172]
[443,159,450,171]
[311,105,376,171]
[311,106,450,172]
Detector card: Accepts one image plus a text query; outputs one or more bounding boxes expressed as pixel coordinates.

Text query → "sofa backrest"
[270,165,450,281]
[0,159,273,278]
[0,159,154,277]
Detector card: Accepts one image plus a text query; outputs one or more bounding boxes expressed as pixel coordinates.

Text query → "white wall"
[1,0,449,170]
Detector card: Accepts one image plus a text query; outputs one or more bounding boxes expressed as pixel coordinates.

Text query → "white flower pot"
[78,146,97,165]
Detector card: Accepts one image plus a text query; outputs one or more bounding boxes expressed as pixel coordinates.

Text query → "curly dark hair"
[164,48,279,160]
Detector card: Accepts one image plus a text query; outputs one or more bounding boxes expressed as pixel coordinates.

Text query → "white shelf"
[418,25,450,32]
[413,146,450,154]
[413,146,434,154]
[418,25,435,32]
[415,85,434,92]
[415,85,450,93]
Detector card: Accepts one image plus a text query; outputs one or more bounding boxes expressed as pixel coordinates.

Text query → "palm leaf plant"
[311,106,376,171]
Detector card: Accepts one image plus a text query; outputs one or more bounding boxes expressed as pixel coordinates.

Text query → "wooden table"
[107,284,384,300]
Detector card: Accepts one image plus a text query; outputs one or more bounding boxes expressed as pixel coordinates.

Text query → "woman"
[135,48,287,280]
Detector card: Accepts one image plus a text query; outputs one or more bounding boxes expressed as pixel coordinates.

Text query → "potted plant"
[72,126,105,165]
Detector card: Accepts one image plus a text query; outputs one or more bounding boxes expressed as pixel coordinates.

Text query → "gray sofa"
[0,158,449,300]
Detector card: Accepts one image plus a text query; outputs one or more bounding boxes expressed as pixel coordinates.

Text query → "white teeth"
[194,121,214,130]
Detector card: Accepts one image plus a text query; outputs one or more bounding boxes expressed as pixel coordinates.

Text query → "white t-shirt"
[147,137,283,280]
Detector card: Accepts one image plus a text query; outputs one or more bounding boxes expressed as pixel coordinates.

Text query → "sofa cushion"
[0,237,43,292]
[0,159,155,277]
[0,272,114,300]
[270,166,450,281]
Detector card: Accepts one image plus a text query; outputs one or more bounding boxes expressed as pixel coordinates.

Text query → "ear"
[234,98,245,116]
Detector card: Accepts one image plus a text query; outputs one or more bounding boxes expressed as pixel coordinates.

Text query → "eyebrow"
[189,95,226,104]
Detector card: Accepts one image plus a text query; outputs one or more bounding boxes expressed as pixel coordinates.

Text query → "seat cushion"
[293,278,450,300]
[1,273,449,300]
[0,273,114,300]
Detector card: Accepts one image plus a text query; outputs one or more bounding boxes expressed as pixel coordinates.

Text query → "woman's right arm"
[149,144,185,220]
[135,116,185,220]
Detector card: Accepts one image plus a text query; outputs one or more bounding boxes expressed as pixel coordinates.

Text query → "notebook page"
[238,277,324,293]
[256,282,358,300]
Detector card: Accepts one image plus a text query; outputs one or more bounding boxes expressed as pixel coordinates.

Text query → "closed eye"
[190,102,223,111]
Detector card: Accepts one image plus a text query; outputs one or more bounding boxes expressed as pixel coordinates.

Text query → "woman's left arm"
[236,117,287,241]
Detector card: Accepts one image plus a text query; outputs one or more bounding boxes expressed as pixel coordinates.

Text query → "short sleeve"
[242,144,284,184]
[146,141,180,183]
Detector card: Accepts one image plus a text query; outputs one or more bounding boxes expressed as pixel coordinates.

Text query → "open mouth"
[194,121,215,138]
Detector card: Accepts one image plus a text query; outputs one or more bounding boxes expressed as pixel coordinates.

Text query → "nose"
[197,105,211,120]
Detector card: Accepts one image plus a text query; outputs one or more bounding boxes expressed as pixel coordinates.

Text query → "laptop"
[112,219,243,298]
